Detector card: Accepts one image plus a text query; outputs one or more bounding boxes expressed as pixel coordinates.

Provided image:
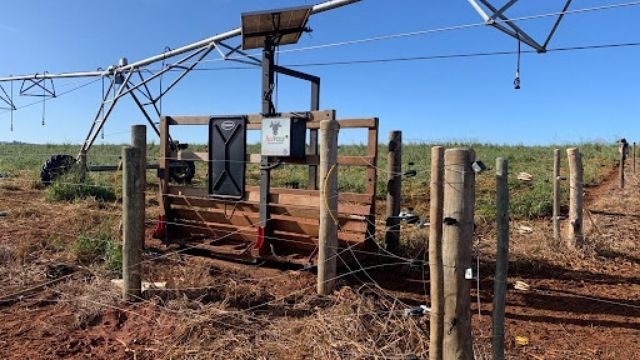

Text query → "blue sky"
[0,0,639,145]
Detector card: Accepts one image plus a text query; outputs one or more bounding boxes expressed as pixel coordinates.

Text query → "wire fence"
[1,138,640,359]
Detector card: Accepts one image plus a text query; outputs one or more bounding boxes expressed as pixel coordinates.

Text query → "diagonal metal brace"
[478,0,545,52]
[467,0,572,53]
[19,76,56,97]
[0,84,16,110]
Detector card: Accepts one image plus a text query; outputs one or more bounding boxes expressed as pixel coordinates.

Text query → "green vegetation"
[45,173,116,202]
[72,232,122,274]
[0,142,619,220]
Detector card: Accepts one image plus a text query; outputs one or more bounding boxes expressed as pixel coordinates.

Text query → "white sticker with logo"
[261,117,291,156]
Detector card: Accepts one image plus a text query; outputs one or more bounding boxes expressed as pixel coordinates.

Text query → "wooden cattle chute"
[156,110,379,265]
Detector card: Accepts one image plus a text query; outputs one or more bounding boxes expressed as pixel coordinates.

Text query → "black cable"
[0,41,639,122]
[147,41,640,72]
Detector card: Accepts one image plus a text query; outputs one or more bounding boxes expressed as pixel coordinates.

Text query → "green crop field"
[0,142,620,220]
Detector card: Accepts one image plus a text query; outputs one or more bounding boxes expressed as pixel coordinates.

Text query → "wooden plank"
[338,118,378,129]
[189,153,374,167]
[166,194,368,219]
[171,207,367,236]
[271,230,367,250]
[166,116,210,125]
[169,215,365,245]
[169,185,373,206]
[247,110,334,125]
[171,203,367,232]
[170,222,256,243]
[306,118,377,129]
[168,113,371,130]
[365,118,379,241]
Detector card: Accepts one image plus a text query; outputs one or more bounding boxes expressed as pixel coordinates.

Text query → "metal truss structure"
[0,0,359,158]
[467,0,573,52]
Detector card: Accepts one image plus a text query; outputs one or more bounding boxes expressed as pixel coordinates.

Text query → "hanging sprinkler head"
[514,33,522,90]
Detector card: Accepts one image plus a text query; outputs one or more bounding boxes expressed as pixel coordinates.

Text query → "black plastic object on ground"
[40,154,76,185]
[208,116,247,200]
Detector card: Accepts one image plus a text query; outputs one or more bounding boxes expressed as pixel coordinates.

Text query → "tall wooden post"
[442,148,476,360]
[492,158,509,360]
[122,144,145,302]
[131,125,147,250]
[620,143,626,189]
[553,149,561,243]
[567,148,584,249]
[634,142,636,175]
[429,146,445,360]
[385,131,402,252]
[78,149,87,182]
[131,125,147,183]
[318,119,339,296]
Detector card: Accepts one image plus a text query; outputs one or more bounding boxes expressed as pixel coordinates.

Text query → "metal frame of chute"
[0,0,359,161]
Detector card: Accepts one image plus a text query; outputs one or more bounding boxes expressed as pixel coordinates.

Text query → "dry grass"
[159,286,428,360]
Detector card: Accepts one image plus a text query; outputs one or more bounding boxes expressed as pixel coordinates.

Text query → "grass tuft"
[72,233,122,274]
[45,174,116,202]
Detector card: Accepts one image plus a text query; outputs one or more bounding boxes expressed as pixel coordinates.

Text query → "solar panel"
[241,5,312,50]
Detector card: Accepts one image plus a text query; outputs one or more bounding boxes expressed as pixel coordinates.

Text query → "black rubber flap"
[208,116,247,200]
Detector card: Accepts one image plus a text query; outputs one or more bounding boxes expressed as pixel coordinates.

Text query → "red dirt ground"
[0,164,639,359]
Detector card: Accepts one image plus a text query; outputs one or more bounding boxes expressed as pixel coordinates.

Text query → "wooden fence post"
[318,119,339,296]
[442,148,475,360]
[122,144,145,302]
[385,130,402,252]
[620,142,626,189]
[492,158,509,360]
[79,149,87,182]
[567,148,584,249]
[553,149,561,244]
[429,146,445,360]
[131,125,147,183]
[634,142,636,175]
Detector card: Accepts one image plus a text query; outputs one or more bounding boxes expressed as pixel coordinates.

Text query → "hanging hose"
[41,77,46,126]
[160,46,171,116]
[514,33,522,90]
[100,73,105,139]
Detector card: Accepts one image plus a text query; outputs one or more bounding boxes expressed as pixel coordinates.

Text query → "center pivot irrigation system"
[0,0,572,183]
[0,0,362,183]
[0,0,576,184]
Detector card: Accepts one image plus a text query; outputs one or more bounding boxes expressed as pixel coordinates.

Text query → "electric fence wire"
[2,160,639,356]
[0,0,638,124]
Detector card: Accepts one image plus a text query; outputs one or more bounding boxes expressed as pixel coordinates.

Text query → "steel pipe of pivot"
[0,0,361,83]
